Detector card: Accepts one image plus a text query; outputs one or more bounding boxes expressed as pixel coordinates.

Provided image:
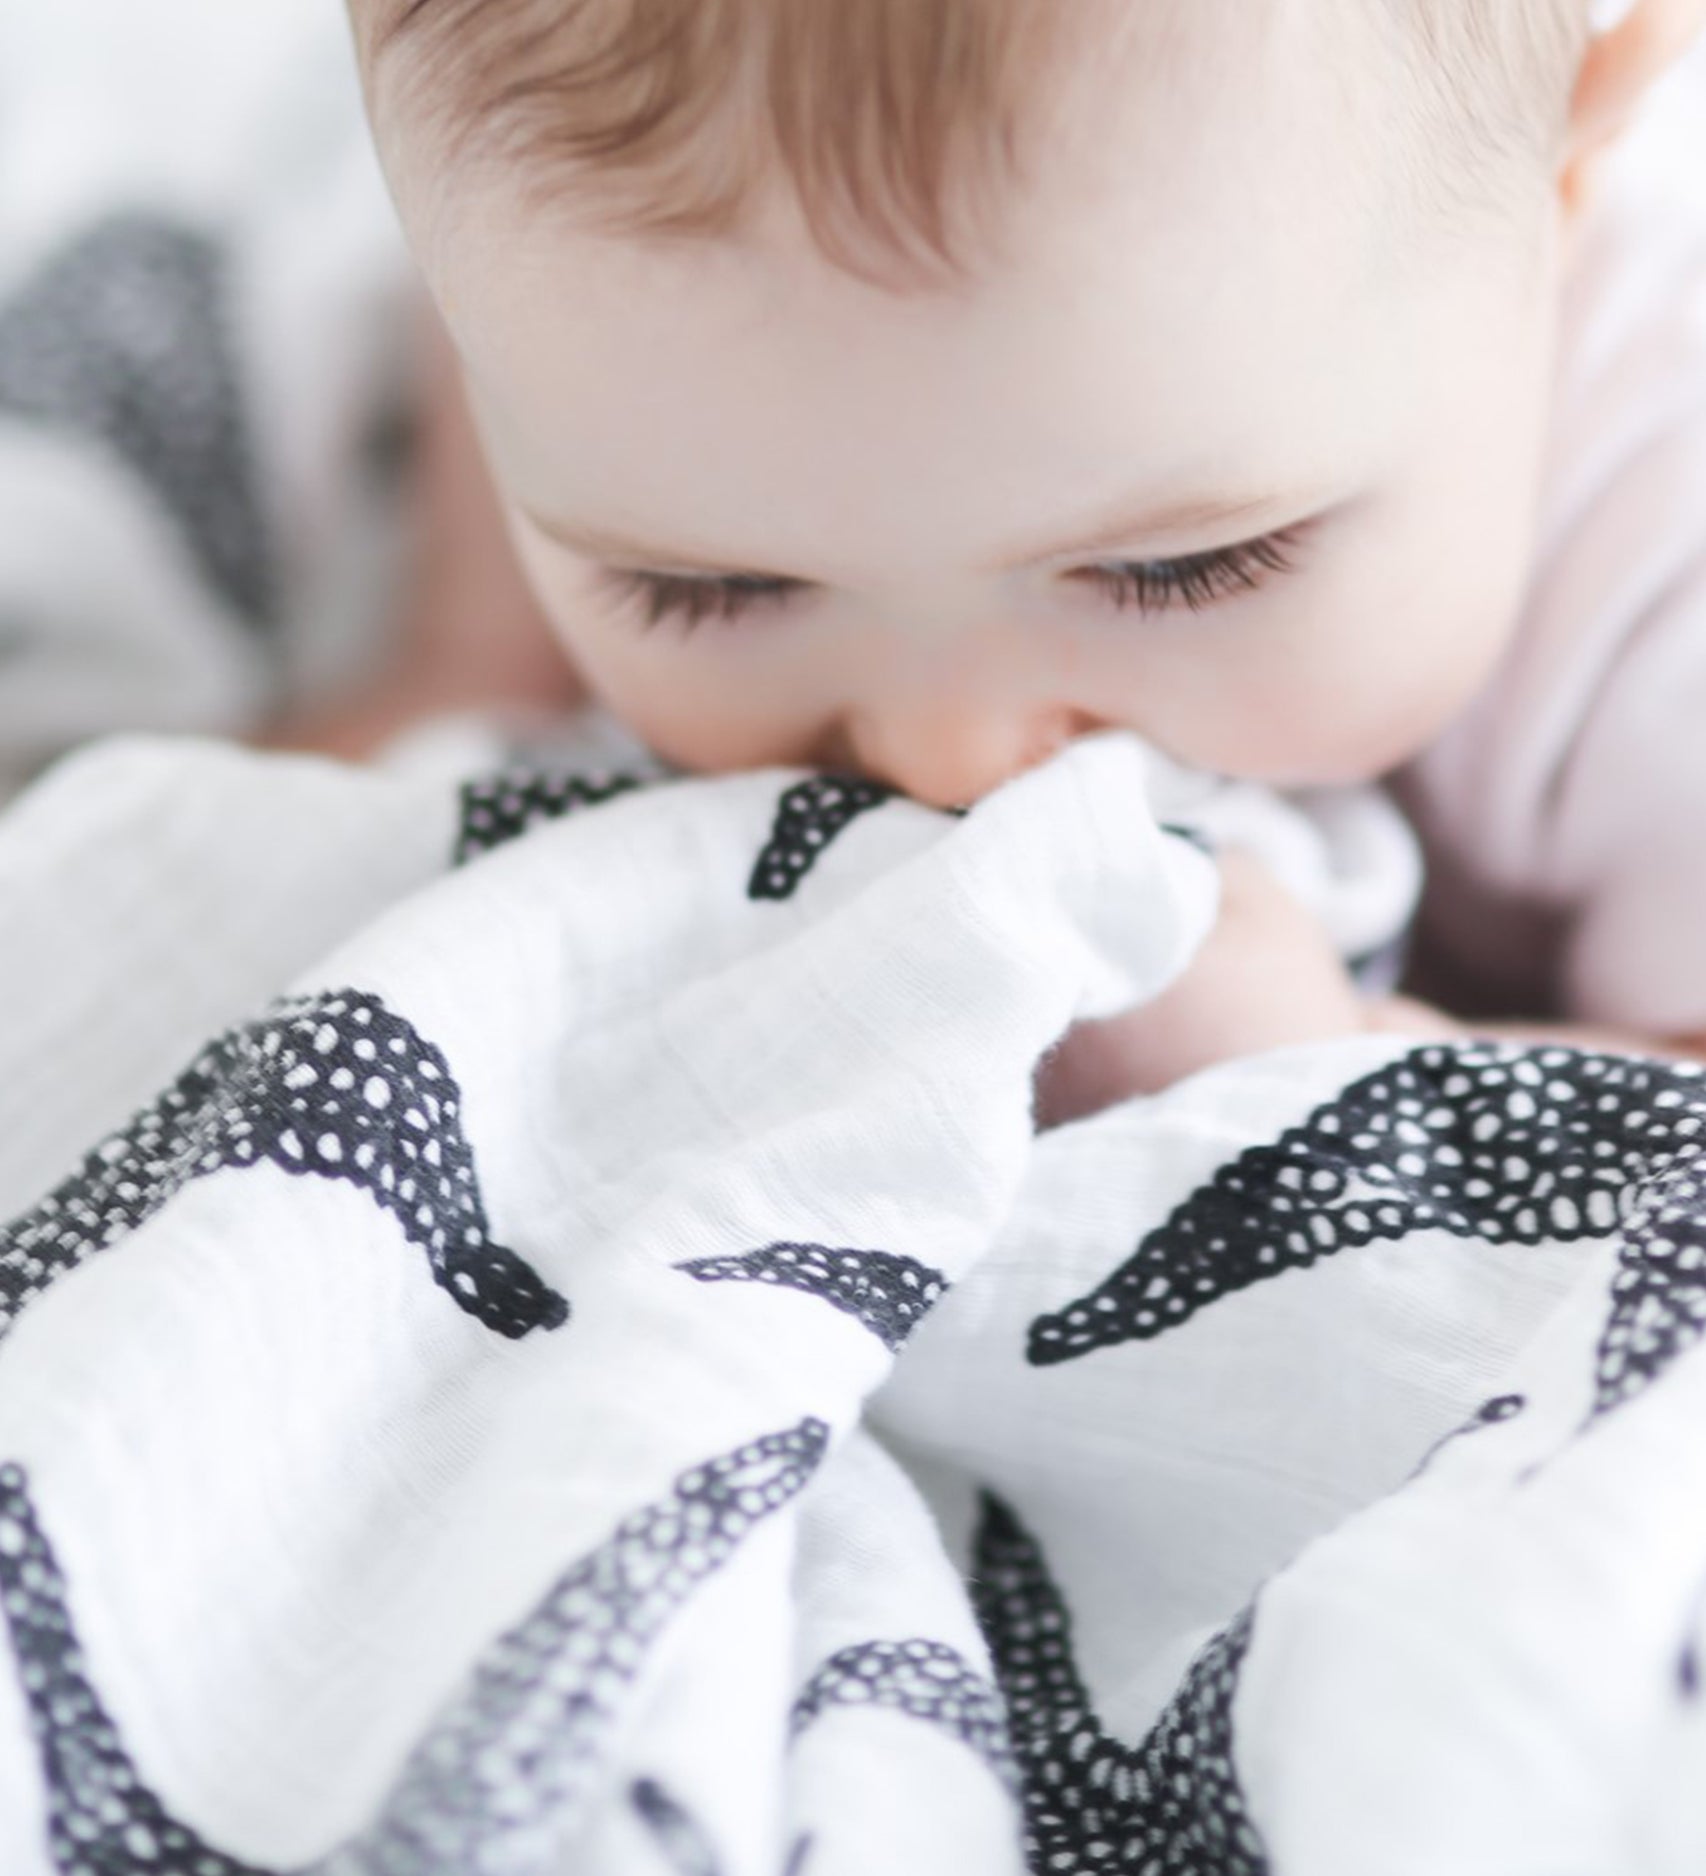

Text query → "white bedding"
[2,726,1706,1874]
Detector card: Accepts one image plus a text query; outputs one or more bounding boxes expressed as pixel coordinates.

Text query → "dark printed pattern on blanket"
[678,1243,949,1350]
[0,1462,272,1876]
[1030,1044,1706,1424]
[0,212,276,629]
[748,777,893,901]
[1161,822,1216,857]
[347,1419,830,1875]
[631,1778,726,1876]
[0,1424,827,1876]
[454,768,647,864]
[971,1492,1268,1876]
[0,989,568,1342]
[790,1639,1017,1795]
[630,1777,818,1876]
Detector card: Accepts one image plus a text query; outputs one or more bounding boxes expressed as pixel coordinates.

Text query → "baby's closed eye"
[599,523,1309,635]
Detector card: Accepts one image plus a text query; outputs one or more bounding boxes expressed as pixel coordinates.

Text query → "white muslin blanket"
[3,725,1706,1875]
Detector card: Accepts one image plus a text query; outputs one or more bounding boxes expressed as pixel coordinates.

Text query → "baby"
[312,0,1706,1112]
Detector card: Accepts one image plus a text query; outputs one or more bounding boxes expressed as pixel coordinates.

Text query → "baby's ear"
[1563,0,1706,165]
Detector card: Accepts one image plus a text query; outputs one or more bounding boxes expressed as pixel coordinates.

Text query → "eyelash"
[1073,527,1303,614]
[613,570,803,630]
[608,526,1304,631]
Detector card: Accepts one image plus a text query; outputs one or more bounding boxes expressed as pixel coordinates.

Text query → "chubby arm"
[1034,848,1413,1126]
[1033,847,1706,1130]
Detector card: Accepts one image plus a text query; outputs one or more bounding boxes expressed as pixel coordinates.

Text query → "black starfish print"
[971,1492,1268,1875]
[454,768,647,864]
[748,777,892,901]
[0,989,567,1342]
[0,1423,827,1875]
[1030,1043,1706,1425]
[355,1419,828,1870]
[790,1638,1016,1794]
[0,212,275,628]
[677,1244,948,1350]
[0,1462,272,1876]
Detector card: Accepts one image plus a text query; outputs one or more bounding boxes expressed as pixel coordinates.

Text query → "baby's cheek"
[549,622,829,777]
[504,537,822,770]
[606,678,817,774]
[1153,603,1501,787]
[568,639,767,767]
[1289,610,1517,781]
[1211,512,1533,784]
[1247,646,1480,783]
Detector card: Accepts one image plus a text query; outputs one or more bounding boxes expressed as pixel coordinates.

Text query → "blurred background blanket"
[0,0,416,799]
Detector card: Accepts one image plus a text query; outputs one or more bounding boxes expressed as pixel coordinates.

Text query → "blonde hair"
[351,0,1590,283]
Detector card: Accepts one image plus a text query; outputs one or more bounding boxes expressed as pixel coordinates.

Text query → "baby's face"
[395,12,1566,806]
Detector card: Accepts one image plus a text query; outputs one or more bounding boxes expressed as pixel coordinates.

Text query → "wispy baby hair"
[350,0,1591,283]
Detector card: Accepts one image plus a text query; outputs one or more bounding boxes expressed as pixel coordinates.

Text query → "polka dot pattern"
[677,1243,948,1350]
[0,212,275,628]
[790,1639,1017,1795]
[630,1778,725,1876]
[0,1463,274,1876]
[748,777,891,901]
[970,1491,1268,1876]
[0,989,568,1342]
[454,768,646,865]
[1029,1043,1706,1424]
[351,1420,829,1872]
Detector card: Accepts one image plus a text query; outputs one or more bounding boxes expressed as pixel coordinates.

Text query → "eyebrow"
[518,486,1317,578]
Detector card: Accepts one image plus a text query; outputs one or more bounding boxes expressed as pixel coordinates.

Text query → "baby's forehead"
[354,0,1581,293]
[431,51,1503,598]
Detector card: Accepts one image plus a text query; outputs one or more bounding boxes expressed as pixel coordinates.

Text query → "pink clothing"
[1397,48,1706,1033]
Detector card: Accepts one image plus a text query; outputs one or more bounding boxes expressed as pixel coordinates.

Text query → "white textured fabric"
[1398,40,1706,1033]
[2,728,1706,1872]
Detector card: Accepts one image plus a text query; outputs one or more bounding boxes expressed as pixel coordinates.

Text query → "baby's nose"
[843,699,1103,811]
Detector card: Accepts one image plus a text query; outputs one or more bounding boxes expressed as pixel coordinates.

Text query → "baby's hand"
[1035,847,1410,1126]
